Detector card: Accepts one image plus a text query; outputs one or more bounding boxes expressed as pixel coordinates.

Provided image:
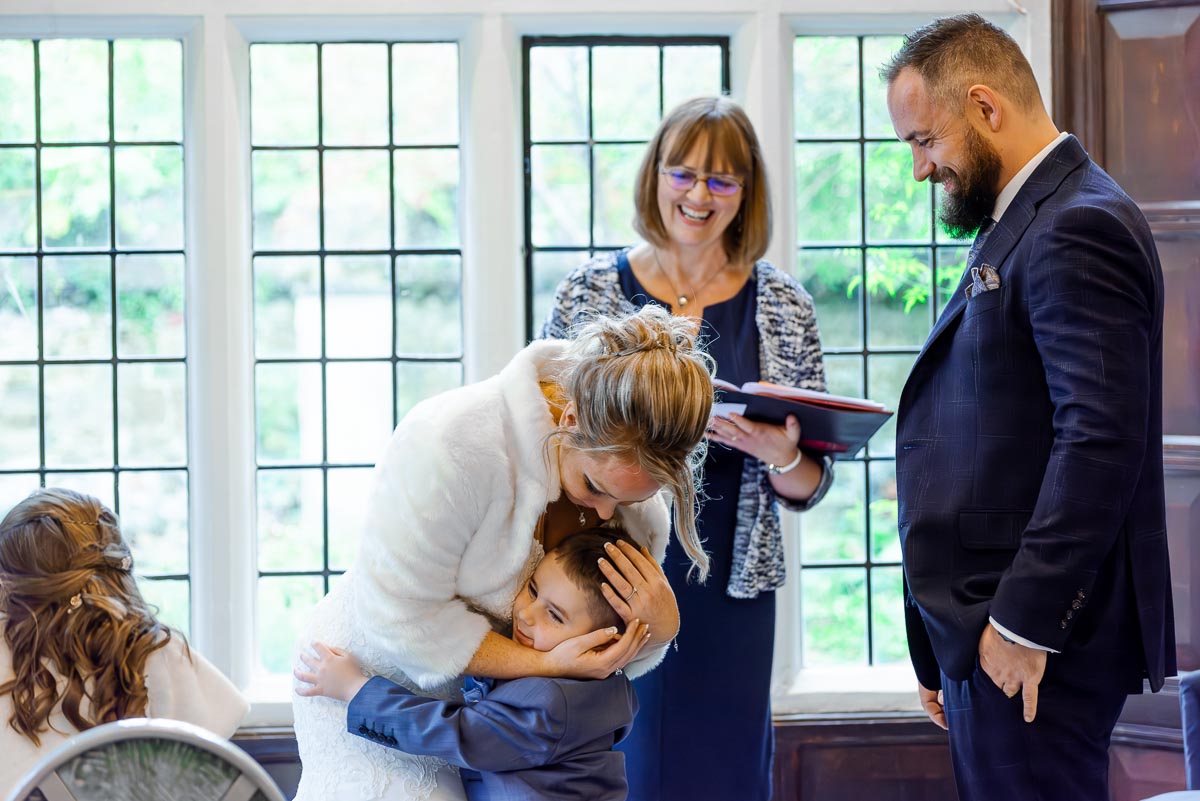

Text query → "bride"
[291,306,714,800]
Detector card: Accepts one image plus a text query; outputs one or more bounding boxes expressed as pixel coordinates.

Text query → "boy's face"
[511,553,603,652]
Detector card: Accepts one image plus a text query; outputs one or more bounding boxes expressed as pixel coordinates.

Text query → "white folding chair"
[5,718,286,801]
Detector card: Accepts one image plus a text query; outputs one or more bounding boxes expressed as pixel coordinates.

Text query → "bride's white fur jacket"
[352,338,673,690]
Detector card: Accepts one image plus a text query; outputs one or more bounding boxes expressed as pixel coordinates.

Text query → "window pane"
[531,145,590,247]
[256,362,324,465]
[392,43,459,146]
[325,256,391,359]
[12,36,191,637]
[0,366,39,469]
[396,361,462,422]
[0,474,40,518]
[662,46,723,111]
[592,46,660,141]
[42,255,112,360]
[0,257,39,359]
[823,354,863,398]
[799,460,865,564]
[39,40,109,143]
[866,142,932,243]
[328,467,372,572]
[326,362,393,465]
[252,150,320,251]
[115,145,184,249]
[936,246,969,314]
[324,149,390,250]
[44,471,115,510]
[0,41,35,142]
[257,468,324,572]
[118,362,187,467]
[797,248,861,350]
[0,148,37,250]
[866,354,915,458]
[871,566,907,664]
[254,256,321,359]
[119,469,189,575]
[529,47,588,142]
[140,577,189,637]
[593,144,643,247]
[394,255,462,357]
[41,146,112,250]
[258,576,324,674]
[866,247,933,348]
[114,40,183,142]
[802,567,867,666]
[531,250,589,337]
[796,143,861,244]
[321,44,389,146]
[863,37,904,139]
[794,37,859,139]
[251,44,318,146]
[116,254,186,359]
[525,38,726,342]
[44,364,114,468]
[869,459,900,562]
[392,149,459,249]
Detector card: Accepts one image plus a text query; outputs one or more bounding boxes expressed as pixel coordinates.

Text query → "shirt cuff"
[989,617,1060,653]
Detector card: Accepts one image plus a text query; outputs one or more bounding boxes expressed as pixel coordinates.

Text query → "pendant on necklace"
[677,296,689,307]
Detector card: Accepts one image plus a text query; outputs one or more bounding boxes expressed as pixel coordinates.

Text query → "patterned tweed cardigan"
[538,249,834,598]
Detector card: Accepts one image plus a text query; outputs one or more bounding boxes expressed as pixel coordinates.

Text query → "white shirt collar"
[991,131,1070,222]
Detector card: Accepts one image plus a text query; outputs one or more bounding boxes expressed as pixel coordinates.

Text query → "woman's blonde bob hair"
[633,95,772,266]
[555,305,714,581]
[0,488,177,745]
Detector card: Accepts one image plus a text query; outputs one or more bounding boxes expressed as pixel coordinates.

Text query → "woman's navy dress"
[614,254,777,801]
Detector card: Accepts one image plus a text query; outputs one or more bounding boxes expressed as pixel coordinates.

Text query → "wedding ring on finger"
[623,586,640,603]
[1003,685,1019,698]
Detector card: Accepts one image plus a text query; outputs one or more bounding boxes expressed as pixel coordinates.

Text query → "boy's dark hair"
[548,527,641,632]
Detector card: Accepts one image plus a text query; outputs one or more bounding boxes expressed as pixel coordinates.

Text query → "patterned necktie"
[967,216,996,269]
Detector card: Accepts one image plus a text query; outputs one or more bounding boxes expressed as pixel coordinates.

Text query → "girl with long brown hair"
[0,487,248,789]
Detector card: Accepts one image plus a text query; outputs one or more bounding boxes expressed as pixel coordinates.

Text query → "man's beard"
[935,126,1003,239]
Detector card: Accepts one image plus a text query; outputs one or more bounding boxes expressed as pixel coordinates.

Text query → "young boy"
[294,528,650,801]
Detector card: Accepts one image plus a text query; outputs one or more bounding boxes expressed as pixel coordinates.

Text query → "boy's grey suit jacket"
[349,673,636,801]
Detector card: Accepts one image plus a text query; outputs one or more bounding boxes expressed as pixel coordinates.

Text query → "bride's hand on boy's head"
[598,540,679,643]
[541,619,651,680]
[293,641,368,703]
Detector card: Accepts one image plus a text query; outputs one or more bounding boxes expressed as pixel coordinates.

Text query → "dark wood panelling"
[234,728,301,800]
[1167,451,1200,668]
[771,713,955,801]
[1100,6,1200,205]
[1052,0,1106,159]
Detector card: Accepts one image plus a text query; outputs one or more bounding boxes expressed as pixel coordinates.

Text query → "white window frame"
[0,0,1051,727]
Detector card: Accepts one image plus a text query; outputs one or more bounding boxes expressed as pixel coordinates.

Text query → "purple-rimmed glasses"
[659,165,744,197]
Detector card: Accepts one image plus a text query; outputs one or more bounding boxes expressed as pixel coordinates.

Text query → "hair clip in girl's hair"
[119,555,132,571]
[67,593,83,613]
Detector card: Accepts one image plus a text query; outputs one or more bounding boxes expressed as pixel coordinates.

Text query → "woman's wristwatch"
[766,449,803,475]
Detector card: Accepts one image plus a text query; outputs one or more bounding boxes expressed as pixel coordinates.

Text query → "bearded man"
[883,14,1174,801]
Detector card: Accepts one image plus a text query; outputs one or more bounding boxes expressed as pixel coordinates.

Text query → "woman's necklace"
[652,249,727,309]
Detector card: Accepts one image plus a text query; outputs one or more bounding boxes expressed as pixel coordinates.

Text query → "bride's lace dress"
[292,543,544,801]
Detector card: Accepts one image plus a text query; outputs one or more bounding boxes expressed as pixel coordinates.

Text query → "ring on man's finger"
[1004,686,1018,698]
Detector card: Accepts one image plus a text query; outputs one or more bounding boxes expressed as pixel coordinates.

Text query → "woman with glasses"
[540,95,834,801]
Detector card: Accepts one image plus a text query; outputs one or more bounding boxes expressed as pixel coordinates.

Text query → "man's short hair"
[549,527,641,632]
[881,13,1043,114]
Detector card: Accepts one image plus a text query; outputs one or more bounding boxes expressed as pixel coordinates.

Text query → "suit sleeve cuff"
[989,617,1060,653]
